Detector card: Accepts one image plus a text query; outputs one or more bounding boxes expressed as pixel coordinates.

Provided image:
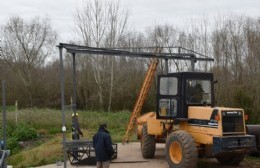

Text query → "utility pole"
[59,46,67,168]
[2,81,7,168]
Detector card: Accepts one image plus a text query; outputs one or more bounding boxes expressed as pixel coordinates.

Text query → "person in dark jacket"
[93,124,114,168]
[71,112,83,140]
[71,112,83,158]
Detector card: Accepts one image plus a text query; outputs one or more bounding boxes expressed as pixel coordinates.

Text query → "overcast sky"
[1,0,260,42]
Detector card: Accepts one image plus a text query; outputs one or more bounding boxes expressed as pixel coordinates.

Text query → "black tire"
[216,154,245,165]
[141,124,156,158]
[165,130,198,168]
[249,151,260,157]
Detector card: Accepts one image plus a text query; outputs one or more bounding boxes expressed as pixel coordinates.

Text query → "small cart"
[66,139,117,165]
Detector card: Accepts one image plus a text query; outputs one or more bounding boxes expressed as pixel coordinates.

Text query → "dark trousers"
[72,132,80,159]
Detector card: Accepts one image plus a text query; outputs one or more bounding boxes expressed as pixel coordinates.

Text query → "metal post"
[2,81,7,168]
[191,57,195,72]
[165,59,169,74]
[178,47,181,55]
[59,47,67,168]
[72,53,76,114]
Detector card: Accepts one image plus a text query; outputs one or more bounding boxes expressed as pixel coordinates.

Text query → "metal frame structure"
[57,43,214,167]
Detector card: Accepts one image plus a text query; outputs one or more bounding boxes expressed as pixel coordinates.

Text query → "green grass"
[6,108,132,168]
[8,135,64,168]
[6,108,131,140]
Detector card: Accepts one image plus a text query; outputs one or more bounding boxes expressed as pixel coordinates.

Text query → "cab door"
[156,74,182,119]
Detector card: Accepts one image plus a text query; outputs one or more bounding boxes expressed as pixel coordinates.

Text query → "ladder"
[122,58,159,143]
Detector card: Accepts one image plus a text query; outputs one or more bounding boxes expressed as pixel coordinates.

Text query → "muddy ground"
[38,142,260,168]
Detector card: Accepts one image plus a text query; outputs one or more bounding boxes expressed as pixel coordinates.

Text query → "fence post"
[15,100,18,125]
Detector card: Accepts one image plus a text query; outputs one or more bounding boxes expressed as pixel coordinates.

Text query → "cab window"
[159,77,178,95]
[186,79,212,104]
[159,98,177,117]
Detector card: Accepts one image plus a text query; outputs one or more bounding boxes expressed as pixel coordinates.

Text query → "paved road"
[38,142,167,168]
[37,142,259,168]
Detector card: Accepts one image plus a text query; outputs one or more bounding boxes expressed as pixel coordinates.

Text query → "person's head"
[195,83,202,88]
[72,112,79,118]
[99,123,107,130]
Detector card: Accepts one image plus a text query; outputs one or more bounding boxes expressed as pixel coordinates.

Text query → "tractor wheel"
[166,130,198,168]
[141,124,156,158]
[216,154,245,165]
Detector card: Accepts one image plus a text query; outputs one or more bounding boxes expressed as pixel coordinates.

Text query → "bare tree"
[145,24,197,72]
[0,16,57,107]
[73,0,128,111]
[106,1,129,112]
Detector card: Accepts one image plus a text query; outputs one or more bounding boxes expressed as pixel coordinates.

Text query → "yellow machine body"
[137,106,247,145]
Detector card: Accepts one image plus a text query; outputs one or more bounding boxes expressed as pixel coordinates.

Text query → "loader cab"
[156,72,215,119]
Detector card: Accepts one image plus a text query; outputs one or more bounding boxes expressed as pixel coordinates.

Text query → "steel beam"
[2,81,7,168]
[58,43,214,62]
[72,53,77,113]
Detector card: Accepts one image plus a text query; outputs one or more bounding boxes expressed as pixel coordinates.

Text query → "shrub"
[7,137,20,154]
[13,124,38,141]
[49,128,61,134]
[7,124,38,155]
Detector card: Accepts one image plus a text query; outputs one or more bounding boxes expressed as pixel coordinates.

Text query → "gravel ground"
[37,142,260,168]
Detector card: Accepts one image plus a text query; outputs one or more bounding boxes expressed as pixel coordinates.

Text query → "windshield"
[186,79,212,104]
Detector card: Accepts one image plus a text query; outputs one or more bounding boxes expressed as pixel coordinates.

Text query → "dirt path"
[37,142,260,168]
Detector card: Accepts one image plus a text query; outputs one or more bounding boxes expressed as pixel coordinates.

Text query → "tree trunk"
[93,65,104,111]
